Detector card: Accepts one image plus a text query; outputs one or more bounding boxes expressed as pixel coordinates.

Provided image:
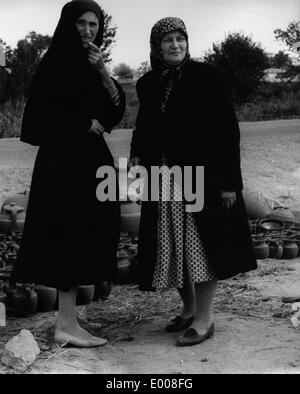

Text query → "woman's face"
[76,11,99,48]
[160,31,187,66]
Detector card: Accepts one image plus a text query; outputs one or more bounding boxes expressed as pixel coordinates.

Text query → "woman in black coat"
[11,0,125,347]
[129,17,257,347]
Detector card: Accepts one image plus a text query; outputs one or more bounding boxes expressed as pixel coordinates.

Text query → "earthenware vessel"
[291,235,300,257]
[76,285,95,306]
[282,238,299,259]
[252,238,269,260]
[34,285,57,313]
[268,239,283,259]
[6,284,38,314]
[0,203,26,234]
[94,281,113,301]
[0,190,30,214]
[115,250,131,284]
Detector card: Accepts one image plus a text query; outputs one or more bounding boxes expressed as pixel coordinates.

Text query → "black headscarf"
[150,17,191,113]
[21,0,121,146]
[47,0,104,62]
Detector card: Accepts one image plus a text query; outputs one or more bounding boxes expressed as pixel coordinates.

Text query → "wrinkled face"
[160,30,187,66]
[76,11,99,48]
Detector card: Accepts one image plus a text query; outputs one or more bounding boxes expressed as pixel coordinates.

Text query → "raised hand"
[88,119,105,136]
[87,42,106,71]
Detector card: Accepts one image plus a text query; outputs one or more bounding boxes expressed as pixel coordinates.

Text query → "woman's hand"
[128,157,141,170]
[88,119,105,136]
[88,42,106,72]
[221,190,236,210]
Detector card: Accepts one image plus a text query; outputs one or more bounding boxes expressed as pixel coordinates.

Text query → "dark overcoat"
[130,60,257,290]
[11,1,126,291]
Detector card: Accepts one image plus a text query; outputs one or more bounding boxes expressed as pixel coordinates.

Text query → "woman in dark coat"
[11,0,125,347]
[129,17,257,347]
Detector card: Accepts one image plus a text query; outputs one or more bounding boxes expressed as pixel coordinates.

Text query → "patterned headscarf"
[150,17,190,112]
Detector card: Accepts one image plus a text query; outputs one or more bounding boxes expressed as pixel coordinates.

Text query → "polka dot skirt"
[152,166,215,289]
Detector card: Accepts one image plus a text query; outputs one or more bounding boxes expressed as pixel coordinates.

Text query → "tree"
[269,51,292,69]
[0,39,12,103]
[204,32,269,103]
[113,62,134,80]
[102,10,117,64]
[136,61,151,78]
[9,32,52,99]
[274,21,300,80]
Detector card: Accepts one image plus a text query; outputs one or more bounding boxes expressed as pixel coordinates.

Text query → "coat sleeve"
[130,77,149,161]
[96,77,126,134]
[214,67,243,192]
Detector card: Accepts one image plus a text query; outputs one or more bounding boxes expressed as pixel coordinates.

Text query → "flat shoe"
[54,329,107,348]
[165,315,194,332]
[176,323,214,347]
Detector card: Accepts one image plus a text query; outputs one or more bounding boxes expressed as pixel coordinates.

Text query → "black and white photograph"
[0,0,300,376]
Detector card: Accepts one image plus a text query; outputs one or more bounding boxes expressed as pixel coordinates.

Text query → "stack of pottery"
[0,190,30,214]
[0,203,26,234]
[266,207,295,229]
[6,284,38,316]
[33,285,58,313]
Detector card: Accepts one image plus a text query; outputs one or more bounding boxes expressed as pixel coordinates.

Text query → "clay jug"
[6,284,38,315]
[1,190,30,214]
[242,187,271,219]
[94,281,113,301]
[282,238,299,259]
[0,203,26,234]
[268,239,283,259]
[76,285,95,306]
[34,285,57,313]
[252,238,269,260]
[115,250,131,284]
[291,235,300,257]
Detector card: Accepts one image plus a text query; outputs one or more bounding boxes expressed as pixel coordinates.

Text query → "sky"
[0,0,299,69]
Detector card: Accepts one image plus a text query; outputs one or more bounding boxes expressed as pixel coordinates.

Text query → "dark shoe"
[176,323,214,347]
[165,315,194,332]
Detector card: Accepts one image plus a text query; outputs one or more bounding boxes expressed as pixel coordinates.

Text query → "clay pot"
[291,235,300,257]
[120,201,141,237]
[0,203,26,234]
[242,187,272,219]
[267,208,295,229]
[6,284,38,315]
[34,285,57,313]
[115,250,131,284]
[252,238,269,260]
[0,190,30,214]
[76,285,95,306]
[94,281,113,301]
[268,239,283,259]
[282,238,299,259]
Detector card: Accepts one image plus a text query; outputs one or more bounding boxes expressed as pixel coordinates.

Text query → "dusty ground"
[0,119,300,375]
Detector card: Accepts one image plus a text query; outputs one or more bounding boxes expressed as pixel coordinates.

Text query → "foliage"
[268,51,292,69]
[136,61,151,78]
[113,62,134,80]
[102,10,117,64]
[274,21,300,81]
[0,9,117,101]
[204,32,269,104]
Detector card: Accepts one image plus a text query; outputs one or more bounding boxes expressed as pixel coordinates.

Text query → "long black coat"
[130,60,257,290]
[11,1,126,291]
